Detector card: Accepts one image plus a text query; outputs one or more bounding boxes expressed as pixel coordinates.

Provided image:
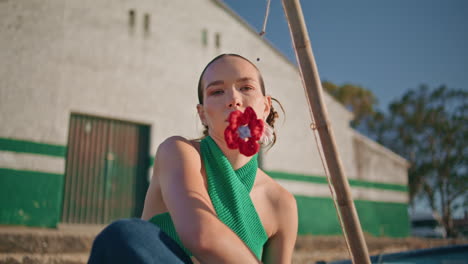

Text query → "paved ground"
[1,225,466,264]
[294,235,468,263]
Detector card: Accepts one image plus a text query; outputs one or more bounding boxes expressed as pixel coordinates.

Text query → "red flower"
[224,107,264,156]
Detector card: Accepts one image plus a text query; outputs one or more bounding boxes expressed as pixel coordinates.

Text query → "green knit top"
[149,136,268,260]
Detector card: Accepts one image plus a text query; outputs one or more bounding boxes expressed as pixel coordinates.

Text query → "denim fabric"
[88,218,193,264]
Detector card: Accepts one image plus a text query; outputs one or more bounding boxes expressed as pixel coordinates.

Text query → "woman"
[88,54,298,264]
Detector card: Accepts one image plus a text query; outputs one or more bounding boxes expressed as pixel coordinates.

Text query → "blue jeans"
[88,218,193,264]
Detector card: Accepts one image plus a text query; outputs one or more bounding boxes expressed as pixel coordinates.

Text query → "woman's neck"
[208,133,252,170]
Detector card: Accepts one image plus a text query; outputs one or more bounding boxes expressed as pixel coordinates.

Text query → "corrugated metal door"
[61,114,149,224]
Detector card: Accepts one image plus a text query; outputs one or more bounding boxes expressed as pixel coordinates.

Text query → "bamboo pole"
[281,1,371,263]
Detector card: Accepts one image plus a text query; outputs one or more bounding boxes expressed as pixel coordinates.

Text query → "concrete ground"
[0,225,466,264]
[0,225,98,264]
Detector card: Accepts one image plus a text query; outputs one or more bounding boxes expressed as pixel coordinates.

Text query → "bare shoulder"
[149,136,203,191]
[258,170,297,211]
[156,136,202,167]
[141,136,203,219]
[157,136,200,156]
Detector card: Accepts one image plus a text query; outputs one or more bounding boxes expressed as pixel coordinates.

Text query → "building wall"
[352,131,409,185]
[1,0,68,227]
[0,0,357,175]
[0,0,409,236]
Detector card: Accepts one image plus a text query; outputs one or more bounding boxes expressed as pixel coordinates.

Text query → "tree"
[323,81,467,236]
[366,85,467,237]
[322,81,378,127]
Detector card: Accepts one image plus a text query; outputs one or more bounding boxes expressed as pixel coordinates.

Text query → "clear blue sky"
[222,0,468,111]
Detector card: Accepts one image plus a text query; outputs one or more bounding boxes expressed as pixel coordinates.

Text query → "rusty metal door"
[61,114,149,224]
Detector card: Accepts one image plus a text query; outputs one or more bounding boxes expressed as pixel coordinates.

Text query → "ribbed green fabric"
[149,136,268,260]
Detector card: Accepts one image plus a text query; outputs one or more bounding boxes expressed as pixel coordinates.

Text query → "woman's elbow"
[179,225,219,255]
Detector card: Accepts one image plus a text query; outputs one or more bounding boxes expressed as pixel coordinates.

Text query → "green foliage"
[323,81,467,236]
[322,81,378,127]
[365,85,467,236]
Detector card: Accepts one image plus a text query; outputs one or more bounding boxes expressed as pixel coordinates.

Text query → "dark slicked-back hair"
[197,54,265,104]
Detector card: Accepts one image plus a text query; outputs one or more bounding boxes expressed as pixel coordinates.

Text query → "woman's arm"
[261,188,298,264]
[148,136,261,264]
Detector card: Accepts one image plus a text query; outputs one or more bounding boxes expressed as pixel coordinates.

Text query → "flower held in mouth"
[224,107,264,156]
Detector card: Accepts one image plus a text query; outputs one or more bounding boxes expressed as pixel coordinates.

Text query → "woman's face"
[197,56,271,139]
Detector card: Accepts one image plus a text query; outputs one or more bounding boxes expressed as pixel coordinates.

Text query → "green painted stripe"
[294,195,409,237]
[0,168,63,178]
[0,167,64,228]
[267,171,408,192]
[0,138,66,157]
[268,171,328,184]
[348,178,408,192]
[0,135,406,192]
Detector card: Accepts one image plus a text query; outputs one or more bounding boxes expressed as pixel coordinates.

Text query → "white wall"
[0,0,407,187]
